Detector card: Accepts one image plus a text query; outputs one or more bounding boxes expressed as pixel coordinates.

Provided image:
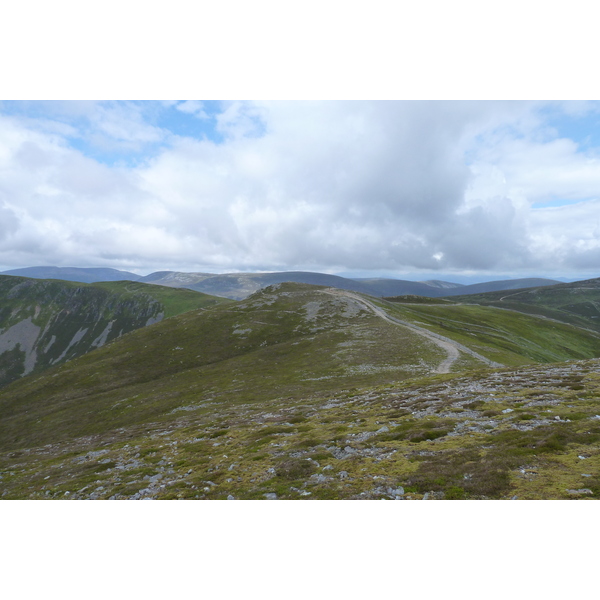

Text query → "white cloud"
[1,100,600,278]
[86,102,167,151]
[175,101,208,118]
[215,101,267,139]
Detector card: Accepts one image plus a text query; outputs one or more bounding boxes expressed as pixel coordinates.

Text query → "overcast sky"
[0,100,599,281]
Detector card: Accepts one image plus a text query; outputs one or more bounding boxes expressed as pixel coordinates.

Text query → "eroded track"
[321,289,503,373]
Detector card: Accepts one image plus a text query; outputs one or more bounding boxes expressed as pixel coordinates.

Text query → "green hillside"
[2,282,600,500]
[0,284,455,452]
[450,277,600,332]
[380,297,600,366]
[0,275,231,387]
[91,280,233,318]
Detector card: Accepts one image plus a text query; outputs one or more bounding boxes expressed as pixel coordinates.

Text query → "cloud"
[175,101,208,118]
[215,101,267,139]
[0,203,19,242]
[2,101,168,156]
[1,100,600,278]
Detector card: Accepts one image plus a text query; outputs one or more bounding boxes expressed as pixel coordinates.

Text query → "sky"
[1,100,600,282]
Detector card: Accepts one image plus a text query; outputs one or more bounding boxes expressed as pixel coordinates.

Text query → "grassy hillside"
[0,284,455,452]
[0,275,231,387]
[439,277,560,297]
[2,282,600,500]
[450,277,600,332]
[379,298,600,366]
[92,280,232,318]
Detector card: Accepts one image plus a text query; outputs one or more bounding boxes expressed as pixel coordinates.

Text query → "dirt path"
[322,289,502,374]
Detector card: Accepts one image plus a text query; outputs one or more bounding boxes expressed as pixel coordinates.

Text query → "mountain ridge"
[0,275,231,388]
[1,266,564,300]
[1,266,141,283]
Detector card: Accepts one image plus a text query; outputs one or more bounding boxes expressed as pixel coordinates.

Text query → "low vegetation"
[1,280,600,500]
[451,277,600,332]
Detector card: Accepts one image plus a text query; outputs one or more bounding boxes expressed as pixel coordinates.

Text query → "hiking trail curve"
[321,289,503,374]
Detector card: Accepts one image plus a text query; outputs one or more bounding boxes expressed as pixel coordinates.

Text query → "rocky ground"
[2,357,599,500]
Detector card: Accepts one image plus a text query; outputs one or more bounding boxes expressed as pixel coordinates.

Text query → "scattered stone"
[422,493,429,500]
[339,471,349,479]
[264,493,278,500]
[566,489,593,495]
[227,495,235,500]
[348,431,377,442]
[309,474,329,484]
[582,474,592,477]
[327,446,358,460]
[502,409,514,414]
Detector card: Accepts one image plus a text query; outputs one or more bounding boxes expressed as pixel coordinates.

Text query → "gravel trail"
[322,289,503,374]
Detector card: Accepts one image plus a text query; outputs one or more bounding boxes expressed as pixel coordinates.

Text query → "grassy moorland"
[449,277,600,332]
[380,297,600,366]
[1,282,600,500]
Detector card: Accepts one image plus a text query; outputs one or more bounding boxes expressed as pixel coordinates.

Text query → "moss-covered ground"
[2,357,600,500]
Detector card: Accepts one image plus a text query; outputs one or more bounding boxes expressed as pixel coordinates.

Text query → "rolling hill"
[439,278,561,297]
[448,277,600,332]
[351,278,464,297]
[1,266,142,283]
[2,282,600,500]
[1,266,563,300]
[139,271,562,300]
[0,275,232,388]
[137,270,380,299]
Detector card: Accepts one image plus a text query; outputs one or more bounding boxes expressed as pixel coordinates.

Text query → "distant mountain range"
[0,266,563,300]
[2,266,140,283]
[432,278,562,297]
